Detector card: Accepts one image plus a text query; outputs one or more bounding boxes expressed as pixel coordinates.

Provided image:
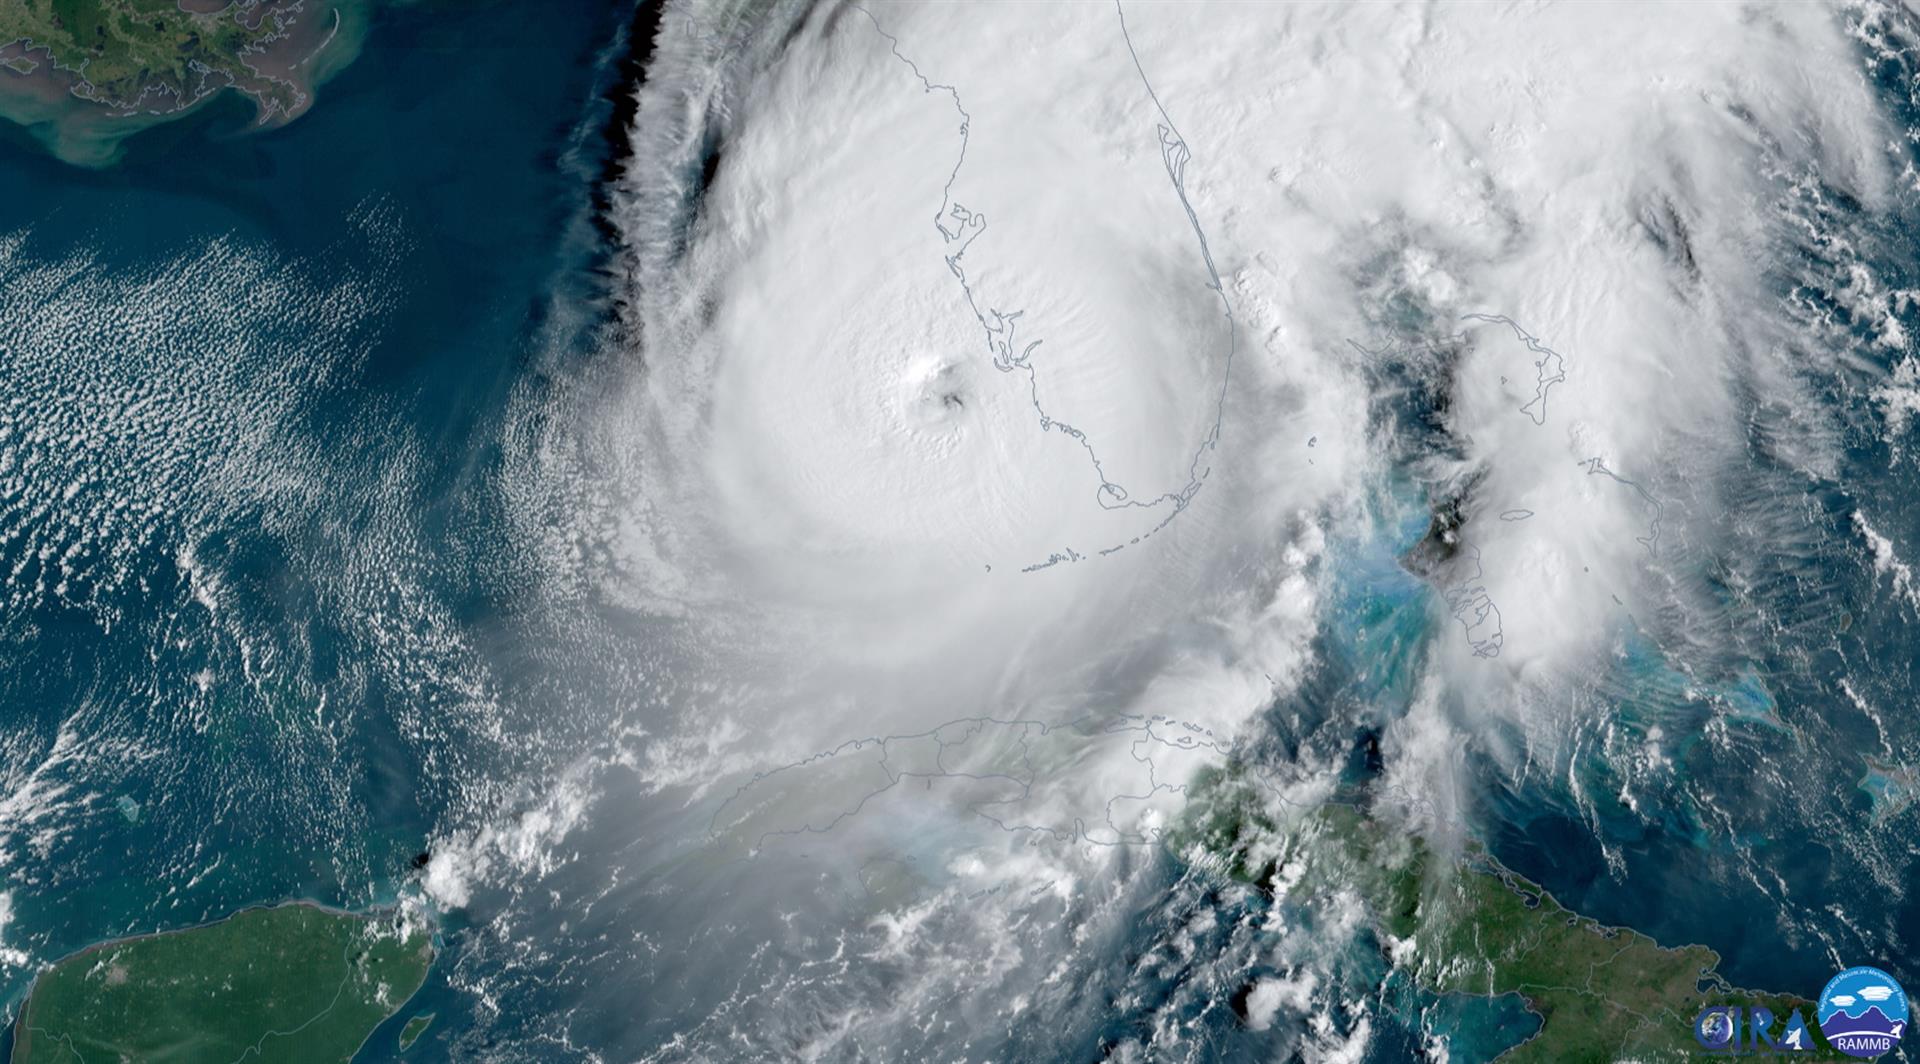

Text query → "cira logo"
[1817,966,1908,1059]
[1691,1004,1817,1054]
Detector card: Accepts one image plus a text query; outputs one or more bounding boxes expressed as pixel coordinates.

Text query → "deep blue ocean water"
[2,3,1920,1061]
[0,1,629,1057]
[1464,46,1920,1006]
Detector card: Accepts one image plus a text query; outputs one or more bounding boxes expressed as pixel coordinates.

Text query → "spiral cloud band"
[463,1,1918,1055]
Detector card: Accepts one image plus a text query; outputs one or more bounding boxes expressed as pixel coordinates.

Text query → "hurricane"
[4,0,1920,1060]
[411,0,1920,1057]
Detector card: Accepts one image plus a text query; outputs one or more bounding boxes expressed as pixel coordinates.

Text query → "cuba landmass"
[0,0,371,166]
[9,901,433,1063]
[1175,766,1847,1062]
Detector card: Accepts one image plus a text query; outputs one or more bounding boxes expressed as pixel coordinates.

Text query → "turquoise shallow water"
[5,4,1920,1062]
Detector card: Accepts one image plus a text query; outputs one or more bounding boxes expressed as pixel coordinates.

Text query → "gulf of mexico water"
[4,2,1920,1061]
[0,0,631,1055]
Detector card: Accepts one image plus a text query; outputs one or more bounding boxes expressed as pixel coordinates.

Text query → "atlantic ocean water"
[1465,34,1920,1005]
[6,3,1920,1062]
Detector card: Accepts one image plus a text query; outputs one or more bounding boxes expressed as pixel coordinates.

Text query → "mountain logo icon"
[1818,966,1909,1059]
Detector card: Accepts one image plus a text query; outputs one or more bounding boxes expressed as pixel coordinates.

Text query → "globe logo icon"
[1696,1007,1738,1049]
[1818,967,1909,1059]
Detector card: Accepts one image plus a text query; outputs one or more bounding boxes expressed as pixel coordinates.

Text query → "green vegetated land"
[10,902,434,1064]
[1175,767,1846,1062]
[0,0,319,114]
[398,1010,434,1051]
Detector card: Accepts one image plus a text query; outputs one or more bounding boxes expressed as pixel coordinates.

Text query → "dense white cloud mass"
[465,0,1913,1056]
[511,0,1888,787]
[510,0,1366,780]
